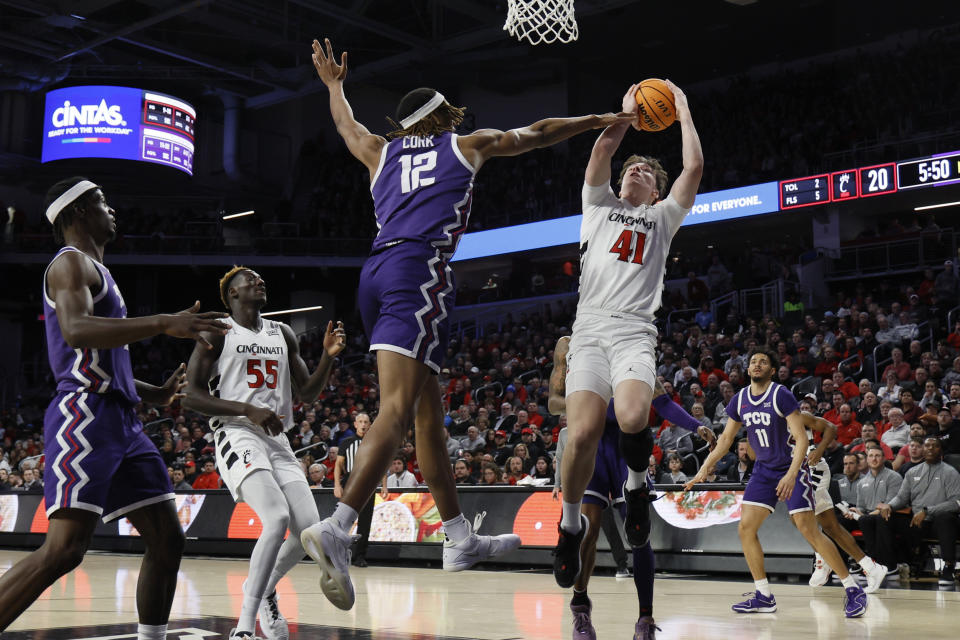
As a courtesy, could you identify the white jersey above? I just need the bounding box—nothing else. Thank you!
[577,182,689,318]
[210,318,294,432]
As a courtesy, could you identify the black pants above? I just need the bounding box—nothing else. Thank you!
[354,494,374,559]
[601,506,629,570]
[860,511,959,569]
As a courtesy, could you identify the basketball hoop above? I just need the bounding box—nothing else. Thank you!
[503,0,579,45]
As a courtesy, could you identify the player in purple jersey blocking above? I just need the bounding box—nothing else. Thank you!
[0,177,230,639]
[686,349,868,619]
[299,38,634,611]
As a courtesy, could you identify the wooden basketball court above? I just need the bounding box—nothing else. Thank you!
[1,550,955,639]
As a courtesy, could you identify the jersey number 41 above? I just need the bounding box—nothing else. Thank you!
[609,230,647,264]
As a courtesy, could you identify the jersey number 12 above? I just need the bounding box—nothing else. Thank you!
[609,229,647,264]
[400,151,437,194]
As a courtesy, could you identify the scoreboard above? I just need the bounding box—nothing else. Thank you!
[779,150,958,210]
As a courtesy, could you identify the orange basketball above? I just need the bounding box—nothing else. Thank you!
[635,78,676,132]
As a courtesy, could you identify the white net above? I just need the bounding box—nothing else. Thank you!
[503,0,579,45]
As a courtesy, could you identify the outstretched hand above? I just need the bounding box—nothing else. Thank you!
[165,301,230,349]
[596,112,637,129]
[156,363,187,406]
[622,83,640,116]
[312,38,348,85]
[323,320,347,357]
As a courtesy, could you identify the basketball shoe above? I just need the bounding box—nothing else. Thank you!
[809,552,831,587]
[553,514,589,588]
[258,590,289,640]
[863,561,889,593]
[300,518,356,610]
[442,521,522,571]
[634,616,660,640]
[843,585,867,618]
[570,596,595,640]
[732,590,777,613]
[229,629,264,640]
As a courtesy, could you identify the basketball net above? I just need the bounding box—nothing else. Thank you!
[503,0,578,45]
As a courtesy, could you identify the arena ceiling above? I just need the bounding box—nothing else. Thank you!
[2,0,957,110]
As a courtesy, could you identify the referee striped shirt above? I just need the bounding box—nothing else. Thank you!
[339,435,363,483]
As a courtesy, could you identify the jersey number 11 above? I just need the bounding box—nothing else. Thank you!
[609,230,647,264]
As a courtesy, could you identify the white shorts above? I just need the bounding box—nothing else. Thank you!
[566,309,658,402]
[214,423,307,501]
[809,459,833,515]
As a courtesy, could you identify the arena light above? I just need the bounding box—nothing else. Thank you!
[914,200,960,211]
[222,210,254,220]
[261,305,323,317]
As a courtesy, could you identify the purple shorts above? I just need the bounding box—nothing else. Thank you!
[742,460,815,515]
[358,242,454,373]
[583,422,627,511]
[43,391,174,521]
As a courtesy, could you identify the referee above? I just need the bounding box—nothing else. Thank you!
[334,413,387,567]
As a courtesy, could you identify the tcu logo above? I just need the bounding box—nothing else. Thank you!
[743,411,771,428]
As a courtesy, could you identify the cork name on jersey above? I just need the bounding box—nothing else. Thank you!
[236,343,284,355]
[401,135,435,149]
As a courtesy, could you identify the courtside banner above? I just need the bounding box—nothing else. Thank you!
[2,487,809,556]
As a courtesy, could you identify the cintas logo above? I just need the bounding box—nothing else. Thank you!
[52,99,126,127]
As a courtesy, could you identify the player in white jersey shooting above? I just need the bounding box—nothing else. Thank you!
[553,81,703,588]
[183,266,346,640]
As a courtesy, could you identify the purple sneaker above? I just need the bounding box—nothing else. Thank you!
[633,616,661,640]
[570,599,596,640]
[843,585,867,618]
[732,590,777,613]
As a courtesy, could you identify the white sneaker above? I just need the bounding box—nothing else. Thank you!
[863,561,888,594]
[229,628,265,640]
[809,552,831,587]
[442,521,521,572]
[258,590,289,640]
[300,518,356,610]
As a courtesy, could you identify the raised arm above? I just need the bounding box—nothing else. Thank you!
[48,251,229,350]
[459,110,634,171]
[685,416,742,489]
[284,320,345,403]
[664,80,703,209]
[181,332,285,435]
[584,83,639,187]
[547,336,571,416]
[311,38,386,176]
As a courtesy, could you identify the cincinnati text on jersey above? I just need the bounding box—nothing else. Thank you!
[607,211,657,230]
[235,343,284,355]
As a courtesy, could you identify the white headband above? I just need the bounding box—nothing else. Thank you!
[46,180,99,224]
[400,91,446,130]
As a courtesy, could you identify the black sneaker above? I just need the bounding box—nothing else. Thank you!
[352,556,368,568]
[552,514,588,588]
[623,480,654,547]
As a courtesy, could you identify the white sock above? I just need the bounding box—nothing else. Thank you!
[625,468,646,491]
[840,574,858,589]
[754,579,771,596]
[238,591,261,634]
[442,513,471,543]
[137,623,167,640]
[332,502,358,531]
[561,501,582,533]
[859,556,876,572]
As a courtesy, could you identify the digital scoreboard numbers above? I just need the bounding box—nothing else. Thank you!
[858,163,897,197]
[897,152,960,190]
[779,174,830,209]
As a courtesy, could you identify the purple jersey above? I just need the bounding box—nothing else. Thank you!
[725,382,799,469]
[369,131,475,257]
[42,247,139,405]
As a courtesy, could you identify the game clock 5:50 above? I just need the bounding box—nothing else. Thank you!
[897,152,960,190]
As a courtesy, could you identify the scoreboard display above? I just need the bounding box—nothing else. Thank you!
[779,150,959,210]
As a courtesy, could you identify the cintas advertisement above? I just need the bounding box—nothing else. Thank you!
[42,85,196,175]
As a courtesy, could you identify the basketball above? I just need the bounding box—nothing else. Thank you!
[634,78,676,132]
